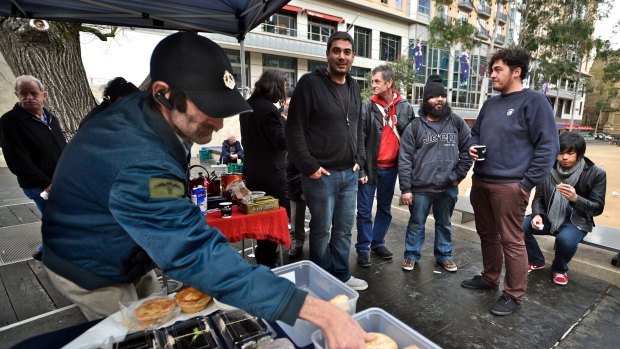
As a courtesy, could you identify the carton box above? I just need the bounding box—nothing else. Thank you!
[238,195,279,214]
[272,261,358,347]
[311,307,442,349]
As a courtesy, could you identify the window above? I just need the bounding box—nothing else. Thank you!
[418,0,430,15]
[354,26,372,58]
[381,0,388,3]
[263,10,297,36]
[350,66,371,90]
[224,49,250,90]
[380,32,401,62]
[458,11,469,22]
[395,0,403,9]
[263,54,297,87]
[308,17,337,43]
[308,60,326,72]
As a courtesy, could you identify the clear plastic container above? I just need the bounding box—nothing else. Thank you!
[162,316,221,349]
[212,309,274,349]
[112,329,165,349]
[272,261,359,347]
[311,307,442,349]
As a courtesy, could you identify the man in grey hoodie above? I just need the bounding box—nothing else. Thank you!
[398,75,472,272]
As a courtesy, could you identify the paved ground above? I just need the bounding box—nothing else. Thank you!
[0,165,619,348]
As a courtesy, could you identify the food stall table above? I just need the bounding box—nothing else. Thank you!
[206,206,290,265]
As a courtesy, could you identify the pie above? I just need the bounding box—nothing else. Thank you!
[134,297,176,326]
[365,332,398,349]
[175,287,212,313]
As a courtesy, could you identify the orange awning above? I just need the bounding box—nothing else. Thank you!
[282,5,302,13]
[305,9,344,23]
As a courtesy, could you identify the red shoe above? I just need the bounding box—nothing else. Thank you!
[553,272,568,285]
[527,262,545,273]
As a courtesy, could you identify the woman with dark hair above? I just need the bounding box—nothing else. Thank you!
[524,132,606,285]
[240,69,288,267]
[80,77,139,127]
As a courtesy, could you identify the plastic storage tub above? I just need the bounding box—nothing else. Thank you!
[311,307,442,349]
[272,260,358,347]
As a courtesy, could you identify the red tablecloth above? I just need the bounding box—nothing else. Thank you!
[206,206,291,248]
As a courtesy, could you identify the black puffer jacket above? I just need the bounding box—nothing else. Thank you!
[360,97,414,184]
[531,157,606,232]
[0,103,66,189]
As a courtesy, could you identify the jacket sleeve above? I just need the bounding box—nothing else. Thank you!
[355,87,366,170]
[0,117,52,188]
[531,184,546,216]
[398,122,415,193]
[396,103,415,136]
[573,167,606,218]
[452,117,473,182]
[469,103,485,147]
[236,141,244,159]
[265,108,287,151]
[520,94,560,191]
[360,101,371,178]
[285,77,321,176]
[221,141,230,159]
[109,160,307,325]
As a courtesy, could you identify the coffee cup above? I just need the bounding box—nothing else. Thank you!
[472,145,487,161]
[220,202,233,218]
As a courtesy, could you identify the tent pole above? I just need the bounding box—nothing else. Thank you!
[240,40,247,98]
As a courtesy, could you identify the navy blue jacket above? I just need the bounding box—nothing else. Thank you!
[42,94,306,324]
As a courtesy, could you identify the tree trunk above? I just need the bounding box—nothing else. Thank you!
[0,18,95,139]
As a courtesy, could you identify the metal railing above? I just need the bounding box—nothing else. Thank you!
[261,23,297,37]
[476,27,489,39]
[478,4,491,17]
[497,11,507,24]
[458,0,474,11]
[494,33,506,44]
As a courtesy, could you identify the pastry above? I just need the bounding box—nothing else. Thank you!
[175,287,212,313]
[328,294,351,311]
[134,297,176,326]
[365,332,398,349]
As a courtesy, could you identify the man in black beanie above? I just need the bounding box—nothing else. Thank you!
[398,75,472,272]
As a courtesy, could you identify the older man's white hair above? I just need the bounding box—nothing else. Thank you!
[14,75,46,92]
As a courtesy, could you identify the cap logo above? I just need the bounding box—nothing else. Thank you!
[223,70,236,90]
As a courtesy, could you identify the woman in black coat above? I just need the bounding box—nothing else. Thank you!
[240,70,288,267]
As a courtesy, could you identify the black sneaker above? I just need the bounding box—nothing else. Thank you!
[490,295,520,316]
[288,246,302,259]
[371,246,393,260]
[461,275,497,290]
[357,251,371,267]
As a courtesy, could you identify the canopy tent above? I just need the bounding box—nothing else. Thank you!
[0,0,291,95]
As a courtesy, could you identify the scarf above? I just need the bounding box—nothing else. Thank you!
[546,157,585,233]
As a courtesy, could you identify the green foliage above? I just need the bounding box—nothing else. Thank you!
[359,58,417,102]
[428,17,475,50]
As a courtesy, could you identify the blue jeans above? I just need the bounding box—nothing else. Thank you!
[356,166,397,252]
[523,215,587,273]
[404,187,458,262]
[22,187,47,214]
[301,168,358,282]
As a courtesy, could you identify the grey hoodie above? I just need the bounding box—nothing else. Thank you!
[398,112,472,194]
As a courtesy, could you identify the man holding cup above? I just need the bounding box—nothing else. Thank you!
[461,46,559,316]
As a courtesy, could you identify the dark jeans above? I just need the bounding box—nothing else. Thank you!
[523,215,587,274]
[23,187,47,214]
[301,168,358,282]
[404,187,458,262]
[471,180,529,303]
[355,166,397,252]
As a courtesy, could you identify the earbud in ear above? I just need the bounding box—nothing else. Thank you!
[155,91,174,110]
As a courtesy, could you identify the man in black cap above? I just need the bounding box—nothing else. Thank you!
[398,75,471,272]
[41,32,370,348]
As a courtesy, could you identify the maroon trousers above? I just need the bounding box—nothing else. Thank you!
[470,179,529,303]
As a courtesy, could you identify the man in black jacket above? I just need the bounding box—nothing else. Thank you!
[0,75,66,214]
[523,132,606,286]
[286,31,368,290]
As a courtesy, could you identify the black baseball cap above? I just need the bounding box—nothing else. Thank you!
[150,32,252,118]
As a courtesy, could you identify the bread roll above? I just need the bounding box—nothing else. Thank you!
[328,294,351,311]
[403,345,421,349]
[365,332,397,349]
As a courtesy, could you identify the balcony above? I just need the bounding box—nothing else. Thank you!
[458,0,474,11]
[478,4,491,18]
[494,33,506,44]
[476,27,489,39]
[261,22,297,37]
[497,11,507,24]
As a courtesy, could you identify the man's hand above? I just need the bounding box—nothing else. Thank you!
[353,163,361,171]
[531,215,544,230]
[299,296,373,349]
[310,167,331,179]
[230,154,238,160]
[44,185,52,193]
[401,192,413,206]
[557,183,578,202]
[468,146,479,161]
[359,176,368,184]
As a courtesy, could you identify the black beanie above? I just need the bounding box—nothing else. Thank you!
[423,74,447,101]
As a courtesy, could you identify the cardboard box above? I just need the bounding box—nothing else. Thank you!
[238,195,279,214]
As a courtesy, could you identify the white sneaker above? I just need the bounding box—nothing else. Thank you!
[345,276,368,291]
